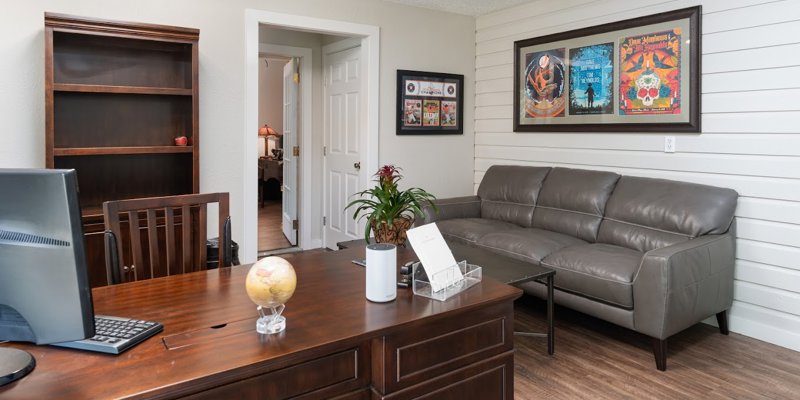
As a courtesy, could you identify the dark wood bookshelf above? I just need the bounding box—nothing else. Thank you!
[45,13,199,287]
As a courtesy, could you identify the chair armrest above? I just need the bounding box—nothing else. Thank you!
[418,196,481,224]
[632,223,736,339]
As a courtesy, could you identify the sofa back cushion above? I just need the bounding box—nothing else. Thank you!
[532,168,620,242]
[477,165,550,227]
[597,176,738,252]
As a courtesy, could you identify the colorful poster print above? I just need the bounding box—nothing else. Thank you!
[403,99,422,126]
[619,28,682,115]
[440,101,457,126]
[422,100,440,126]
[523,48,567,118]
[569,43,613,115]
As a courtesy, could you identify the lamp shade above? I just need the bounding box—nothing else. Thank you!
[259,124,277,137]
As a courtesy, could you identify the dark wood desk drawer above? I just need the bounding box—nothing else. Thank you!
[372,302,514,394]
[374,350,514,400]
[182,343,369,400]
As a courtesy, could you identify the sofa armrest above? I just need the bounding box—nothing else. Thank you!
[632,223,736,339]
[418,195,481,225]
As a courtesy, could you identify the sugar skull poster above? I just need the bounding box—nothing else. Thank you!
[619,29,682,115]
[569,43,614,115]
[522,48,566,119]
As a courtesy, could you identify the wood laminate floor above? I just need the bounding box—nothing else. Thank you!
[512,295,800,399]
[258,200,291,252]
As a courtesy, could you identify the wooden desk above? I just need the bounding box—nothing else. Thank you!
[1,246,521,399]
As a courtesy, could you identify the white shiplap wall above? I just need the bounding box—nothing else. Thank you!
[475,0,800,351]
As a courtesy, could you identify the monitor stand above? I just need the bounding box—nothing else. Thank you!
[0,347,35,387]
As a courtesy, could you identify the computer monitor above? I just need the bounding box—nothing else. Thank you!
[0,168,94,386]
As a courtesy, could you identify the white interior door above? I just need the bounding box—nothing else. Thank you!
[324,45,363,249]
[282,58,298,245]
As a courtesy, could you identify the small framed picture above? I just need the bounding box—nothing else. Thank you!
[397,70,463,135]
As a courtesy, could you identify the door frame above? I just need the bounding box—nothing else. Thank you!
[244,9,380,262]
[259,44,311,249]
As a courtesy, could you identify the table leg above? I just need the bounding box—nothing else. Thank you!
[513,275,556,356]
[547,274,554,355]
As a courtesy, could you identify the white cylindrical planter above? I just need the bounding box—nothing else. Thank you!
[365,243,397,302]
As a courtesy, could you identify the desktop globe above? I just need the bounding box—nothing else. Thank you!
[245,256,297,334]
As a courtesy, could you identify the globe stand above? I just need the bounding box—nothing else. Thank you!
[256,304,286,334]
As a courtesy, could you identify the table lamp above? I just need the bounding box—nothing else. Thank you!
[258,124,277,158]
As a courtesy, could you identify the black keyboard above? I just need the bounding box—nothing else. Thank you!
[53,315,163,354]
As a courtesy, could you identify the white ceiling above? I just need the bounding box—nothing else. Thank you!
[383,0,531,16]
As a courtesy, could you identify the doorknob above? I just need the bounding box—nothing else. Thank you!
[354,162,361,170]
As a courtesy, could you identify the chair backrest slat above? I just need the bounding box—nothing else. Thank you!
[181,204,191,275]
[103,193,231,285]
[145,209,160,279]
[127,210,144,281]
[197,204,207,273]
[164,207,176,276]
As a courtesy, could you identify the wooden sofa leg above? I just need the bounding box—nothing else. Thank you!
[653,338,667,371]
[716,310,730,335]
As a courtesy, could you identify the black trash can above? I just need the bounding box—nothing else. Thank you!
[206,237,240,269]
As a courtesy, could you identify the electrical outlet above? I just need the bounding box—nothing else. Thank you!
[664,136,676,153]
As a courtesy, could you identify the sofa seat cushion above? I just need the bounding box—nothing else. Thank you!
[542,243,643,309]
[436,218,519,244]
[475,228,587,266]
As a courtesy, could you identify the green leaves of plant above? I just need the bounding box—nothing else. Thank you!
[344,171,438,242]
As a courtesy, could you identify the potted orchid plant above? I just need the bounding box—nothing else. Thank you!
[345,165,436,246]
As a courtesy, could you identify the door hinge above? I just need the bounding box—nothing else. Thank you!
[292,219,298,230]
[323,216,326,226]
[293,146,300,157]
[323,146,327,156]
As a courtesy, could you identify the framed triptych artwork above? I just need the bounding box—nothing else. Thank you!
[397,70,464,135]
[514,6,701,133]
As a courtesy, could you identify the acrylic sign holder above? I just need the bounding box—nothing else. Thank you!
[412,260,482,301]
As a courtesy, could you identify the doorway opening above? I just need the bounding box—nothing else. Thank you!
[245,10,380,263]
[256,38,313,257]
[257,54,292,255]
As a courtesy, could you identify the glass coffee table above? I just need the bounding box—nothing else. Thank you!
[447,241,555,355]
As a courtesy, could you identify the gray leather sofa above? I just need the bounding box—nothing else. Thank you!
[420,165,738,371]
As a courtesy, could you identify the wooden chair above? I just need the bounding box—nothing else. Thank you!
[103,193,231,285]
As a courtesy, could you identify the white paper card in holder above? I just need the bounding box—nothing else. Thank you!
[406,223,462,292]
